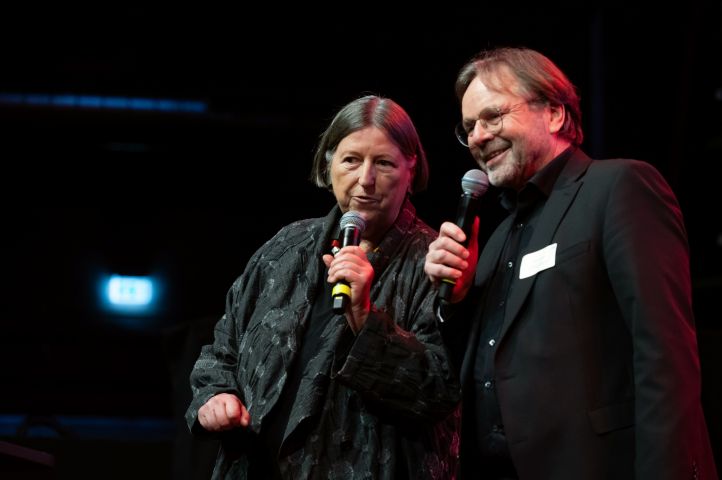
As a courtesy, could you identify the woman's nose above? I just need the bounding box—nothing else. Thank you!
[358,161,376,186]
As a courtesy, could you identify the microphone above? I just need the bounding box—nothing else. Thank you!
[332,210,367,314]
[438,169,490,303]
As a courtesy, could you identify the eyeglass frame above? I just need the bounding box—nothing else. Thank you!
[454,99,539,147]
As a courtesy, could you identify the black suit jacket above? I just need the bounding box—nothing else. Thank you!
[446,149,717,480]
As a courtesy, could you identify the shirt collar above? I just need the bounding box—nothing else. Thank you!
[499,146,573,213]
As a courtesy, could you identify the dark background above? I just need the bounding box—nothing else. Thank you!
[0,4,720,479]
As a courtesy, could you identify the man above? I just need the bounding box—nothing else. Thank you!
[424,47,717,479]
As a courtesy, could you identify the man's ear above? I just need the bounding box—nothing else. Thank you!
[548,103,566,134]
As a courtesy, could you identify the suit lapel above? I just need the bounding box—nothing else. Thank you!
[497,151,592,343]
[475,215,515,289]
[460,214,514,383]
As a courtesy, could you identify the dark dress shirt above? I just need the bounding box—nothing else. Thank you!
[470,149,571,478]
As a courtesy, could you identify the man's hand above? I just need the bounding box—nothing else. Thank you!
[424,218,479,303]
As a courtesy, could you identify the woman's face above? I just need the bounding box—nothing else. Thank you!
[330,126,415,242]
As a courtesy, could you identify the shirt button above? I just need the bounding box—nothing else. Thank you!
[483,380,492,389]
[498,300,505,307]
[507,261,513,268]
[516,223,524,229]
[488,339,496,346]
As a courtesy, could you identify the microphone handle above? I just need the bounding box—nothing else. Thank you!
[438,193,480,303]
[438,278,455,302]
[332,281,351,313]
[455,193,478,237]
[332,225,362,314]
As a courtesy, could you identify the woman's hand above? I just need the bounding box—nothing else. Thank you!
[323,245,375,333]
[197,393,250,432]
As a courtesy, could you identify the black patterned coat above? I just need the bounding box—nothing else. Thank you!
[186,199,461,479]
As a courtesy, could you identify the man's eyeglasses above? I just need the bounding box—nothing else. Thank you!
[454,100,534,147]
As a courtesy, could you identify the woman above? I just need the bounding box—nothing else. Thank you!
[186,95,461,479]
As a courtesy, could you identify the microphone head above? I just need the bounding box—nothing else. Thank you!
[339,210,366,233]
[461,169,489,198]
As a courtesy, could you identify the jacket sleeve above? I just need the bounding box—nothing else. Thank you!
[603,161,713,479]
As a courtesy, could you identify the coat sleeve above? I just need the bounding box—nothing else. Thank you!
[333,253,462,423]
[602,161,713,479]
[184,254,262,435]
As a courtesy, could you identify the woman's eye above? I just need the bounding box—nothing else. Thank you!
[377,159,396,168]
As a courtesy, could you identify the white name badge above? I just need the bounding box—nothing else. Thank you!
[519,243,557,279]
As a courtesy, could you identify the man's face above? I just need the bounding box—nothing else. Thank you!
[460,70,559,191]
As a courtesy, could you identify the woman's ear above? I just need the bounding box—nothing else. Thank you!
[408,154,417,194]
